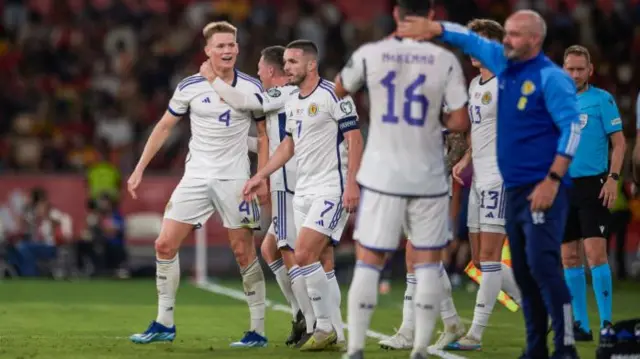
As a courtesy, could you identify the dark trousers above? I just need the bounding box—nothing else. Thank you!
[506,184,574,358]
[13,241,57,277]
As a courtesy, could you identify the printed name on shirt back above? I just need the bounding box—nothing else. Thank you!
[382,53,435,65]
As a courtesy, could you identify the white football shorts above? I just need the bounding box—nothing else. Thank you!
[467,179,506,234]
[292,194,348,245]
[267,190,297,249]
[164,176,260,230]
[354,187,451,251]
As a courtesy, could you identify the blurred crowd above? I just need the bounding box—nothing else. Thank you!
[1,0,639,174]
[0,187,128,278]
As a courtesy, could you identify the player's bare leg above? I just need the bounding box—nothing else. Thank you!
[379,241,415,350]
[295,228,337,351]
[228,227,268,347]
[449,231,509,350]
[130,219,193,344]
[260,233,307,345]
[321,245,346,349]
[430,245,465,350]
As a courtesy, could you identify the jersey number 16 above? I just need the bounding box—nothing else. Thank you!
[380,71,429,127]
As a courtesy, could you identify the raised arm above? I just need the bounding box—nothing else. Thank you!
[210,78,263,111]
[439,22,507,75]
[397,17,507,75]
[541,67,581,177]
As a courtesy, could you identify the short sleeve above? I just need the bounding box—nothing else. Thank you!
[443,53,468,112]
[599,91,622,134]
[340,46,367,93]
[168,86,190,116]
[331,95,359,133]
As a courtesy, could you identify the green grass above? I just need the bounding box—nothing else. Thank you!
[0,279,636,358]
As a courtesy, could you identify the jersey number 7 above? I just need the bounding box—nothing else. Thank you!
[380,71,429,127]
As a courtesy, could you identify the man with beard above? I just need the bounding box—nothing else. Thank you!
[243,39,363,351]
[398,10,583,359]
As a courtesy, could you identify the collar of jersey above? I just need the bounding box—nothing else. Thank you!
[231,69,239,87]
[299,78,323,100]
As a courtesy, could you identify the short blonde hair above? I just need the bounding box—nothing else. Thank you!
[202,21,237,40]
[564,45,591,64]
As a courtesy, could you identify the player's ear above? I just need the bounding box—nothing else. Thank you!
[588,63,594,77]
[204,42,212,57]
[427,9,435,20]
[307,58,317,72]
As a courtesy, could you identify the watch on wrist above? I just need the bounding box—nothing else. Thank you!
[609,173,620,181]
[548,171,562,182]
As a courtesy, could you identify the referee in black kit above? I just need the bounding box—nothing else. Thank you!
[561,45,625,341]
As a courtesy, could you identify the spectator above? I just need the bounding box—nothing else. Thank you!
[86,143,121,201]
[95,193,128,278]
[0,0,636,173]
[12,188,72,276]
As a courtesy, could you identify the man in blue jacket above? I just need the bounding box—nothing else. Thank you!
[399,10,582,359]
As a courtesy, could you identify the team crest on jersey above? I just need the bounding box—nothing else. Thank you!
[340,101,354,115]
[308,103,319,117]
[267,88,281,98]
[579,114,588,129]
[481,91,492,105]
[521,80,536,96]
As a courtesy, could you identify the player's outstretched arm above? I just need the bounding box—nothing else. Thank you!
[210,78,263,112]
[398,17,507,75]
[128,111,181,199]
[243,136,294,201]
[256,120,269,171]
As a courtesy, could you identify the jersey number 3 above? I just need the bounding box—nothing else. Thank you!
[380,71,429,127]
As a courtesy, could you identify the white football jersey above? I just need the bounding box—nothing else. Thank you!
[285,79,358,197]
[255,85,300,193]
[168,71,264,179]
[468,75,501,183]
[340,37,468,196]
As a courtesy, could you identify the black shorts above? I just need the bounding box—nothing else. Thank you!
[563,173,611,243]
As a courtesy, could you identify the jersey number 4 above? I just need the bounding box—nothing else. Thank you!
[380,71,429,127]
[219,110,231,127]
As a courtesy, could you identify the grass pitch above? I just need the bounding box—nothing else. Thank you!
[1,278,636,358]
